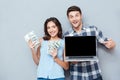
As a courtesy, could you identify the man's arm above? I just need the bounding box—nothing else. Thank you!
[102,39,116,49]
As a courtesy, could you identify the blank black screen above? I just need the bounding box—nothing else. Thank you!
[65,36,96,56]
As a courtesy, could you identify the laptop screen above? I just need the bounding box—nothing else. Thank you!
[65,36,96,57]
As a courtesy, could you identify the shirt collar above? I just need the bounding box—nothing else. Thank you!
[70,26,86,34]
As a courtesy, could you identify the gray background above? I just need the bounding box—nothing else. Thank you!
[0,0,120,80]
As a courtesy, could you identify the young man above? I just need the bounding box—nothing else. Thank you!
[64,5,115,80]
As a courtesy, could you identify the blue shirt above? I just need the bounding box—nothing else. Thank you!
[64,25,108,80]
[37,39,65,79]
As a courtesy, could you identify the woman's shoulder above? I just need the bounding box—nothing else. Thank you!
[59,39,65,46]
[39,38,49,44]
[59,38,64,42]
[39,38,43,43]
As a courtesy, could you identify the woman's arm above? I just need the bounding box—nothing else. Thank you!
[28,38,42,65]
[54,56,69,70]
[50,49,69,70]
[30,47,40,65]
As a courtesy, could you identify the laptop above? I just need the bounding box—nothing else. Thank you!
[64,36,98,61]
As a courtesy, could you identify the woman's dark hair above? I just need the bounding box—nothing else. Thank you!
[43,17,63,40]
[67,5,82,16]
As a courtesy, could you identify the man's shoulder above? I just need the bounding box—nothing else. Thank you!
[64,31,70,36]
[83,25,98,30]
[63,28,73,36]
[83,25,96,29]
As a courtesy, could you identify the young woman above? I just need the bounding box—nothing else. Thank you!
[28,17,69,80]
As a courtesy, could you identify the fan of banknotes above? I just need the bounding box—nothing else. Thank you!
[48,40,61,53]
[24,31,40,48]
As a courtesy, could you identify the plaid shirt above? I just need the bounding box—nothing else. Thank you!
[64,25,108,80]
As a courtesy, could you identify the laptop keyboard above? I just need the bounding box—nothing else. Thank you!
[69,57,94,59]
[65,56,98,61]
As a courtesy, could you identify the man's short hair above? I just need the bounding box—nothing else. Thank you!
[67,5,82,16]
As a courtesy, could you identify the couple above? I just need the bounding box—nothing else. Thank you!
[28,5,115,80]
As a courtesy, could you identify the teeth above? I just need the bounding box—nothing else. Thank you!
[50,32,55,35]
[51,32,55,34]
[73,21,77,24]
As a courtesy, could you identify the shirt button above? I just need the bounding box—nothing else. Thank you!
[82,62,86,66]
